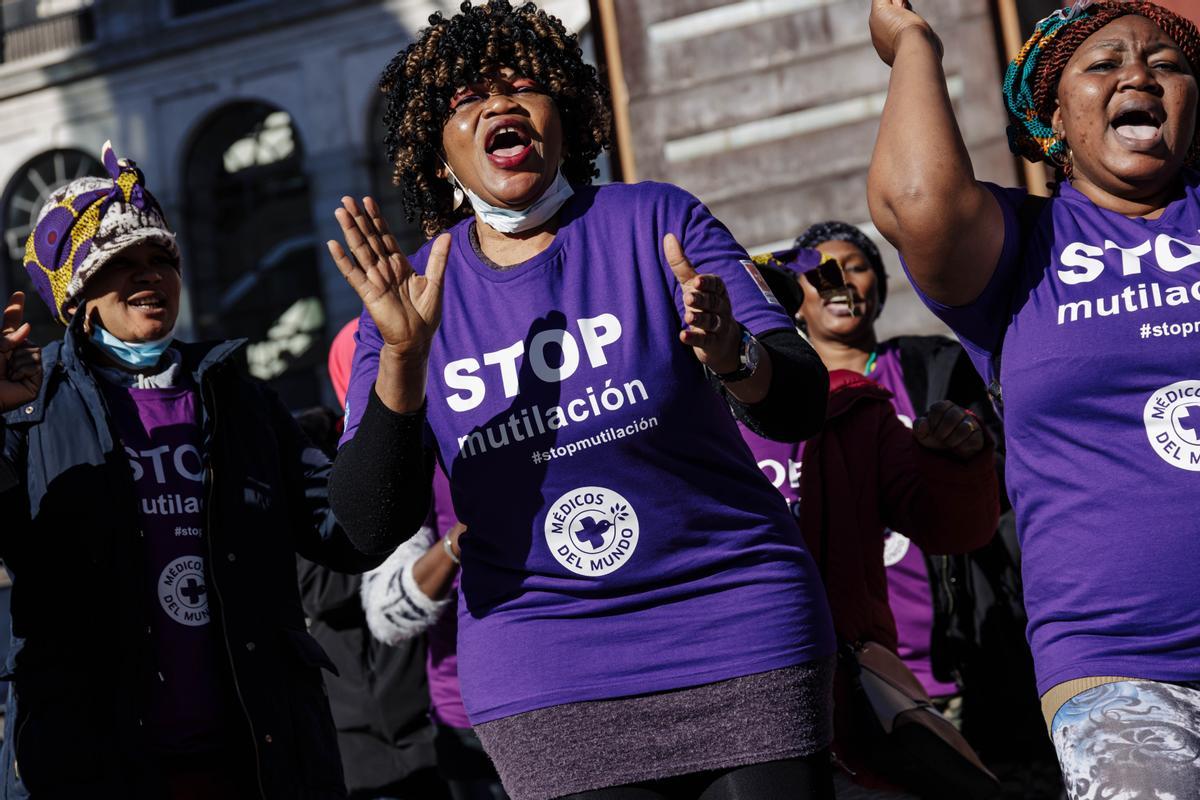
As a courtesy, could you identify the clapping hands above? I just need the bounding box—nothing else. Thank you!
[327,197,450,361]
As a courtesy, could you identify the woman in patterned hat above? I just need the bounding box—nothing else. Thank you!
[327,2,844,798]
[867,0,1200,795]
[0,142,393,798]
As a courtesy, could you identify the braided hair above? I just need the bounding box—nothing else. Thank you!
[378,1,612,238]
[793,221,889,310]
[1003,0,1200,174]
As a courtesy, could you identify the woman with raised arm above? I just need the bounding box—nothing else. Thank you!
[328,3,835,799]
[868,0,1200,795]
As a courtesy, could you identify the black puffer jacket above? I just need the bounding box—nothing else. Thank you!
[0,318,400,799]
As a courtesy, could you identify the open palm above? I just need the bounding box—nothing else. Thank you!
[0,292,42,413]
[327,196,450,357]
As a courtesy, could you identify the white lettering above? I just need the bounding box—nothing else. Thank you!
[528,329,580,383]
[173,445,204,482]
[445,358,486,412]
[143,445,171,484]
[1057,242,1105,285]
[578,313,623,368]
[1156,234,1200,273]
[1104,239,1152,276]
[483,340,525,399]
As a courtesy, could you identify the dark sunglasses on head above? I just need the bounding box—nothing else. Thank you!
[764,248,858,314]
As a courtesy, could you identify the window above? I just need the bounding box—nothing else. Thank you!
[183,101,324,408]
[1,148,105,343]
[169,0,246,17]
[1,0,95,63]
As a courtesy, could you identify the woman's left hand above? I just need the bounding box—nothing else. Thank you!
[664,234,740,373]
[914,400,985,459]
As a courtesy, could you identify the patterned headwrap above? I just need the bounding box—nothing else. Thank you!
[23,141,178,324]
[1003,0,1200,167]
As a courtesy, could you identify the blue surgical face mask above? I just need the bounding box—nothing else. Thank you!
[445,164,574,234]
[91,324,175,370]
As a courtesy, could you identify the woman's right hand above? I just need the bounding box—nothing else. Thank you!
[327,196,451,361]
[870,0,940,67]
[0,292,42,413]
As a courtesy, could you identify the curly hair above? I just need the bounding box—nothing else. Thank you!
[794,220,888,309]
[378,0,613,237]
[1004,1,1200,175]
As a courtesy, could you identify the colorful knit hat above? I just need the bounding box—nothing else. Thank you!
[1003,0,1200,166]
[23,141,178,324]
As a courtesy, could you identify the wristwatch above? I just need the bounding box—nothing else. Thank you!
[713,327,761,383]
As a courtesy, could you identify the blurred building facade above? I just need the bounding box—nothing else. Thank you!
[0,0,589,408]
[595,0,1029,340]
[593,0,1200,339]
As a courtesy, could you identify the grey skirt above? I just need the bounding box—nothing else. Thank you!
[474,658,835,800]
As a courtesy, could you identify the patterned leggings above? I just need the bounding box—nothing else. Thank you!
[1051,679,1200,800]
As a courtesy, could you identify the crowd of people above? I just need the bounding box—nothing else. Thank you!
[0,0,1197,798]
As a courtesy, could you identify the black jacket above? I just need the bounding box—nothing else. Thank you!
[892,335,1046,760]
[0,318,390,799]
[296,559,440,795]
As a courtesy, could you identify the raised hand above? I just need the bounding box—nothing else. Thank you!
[870,0,941,67]
[327,196,450,360]
[914,400,985,460]
[664,234,740,375]
[0,292,42,413]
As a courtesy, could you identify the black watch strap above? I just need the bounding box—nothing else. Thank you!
[713,328,759,383]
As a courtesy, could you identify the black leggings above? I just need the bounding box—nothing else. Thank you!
[555,753,834,800]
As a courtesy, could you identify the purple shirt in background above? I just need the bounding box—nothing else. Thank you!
[905,176,1200,694]
[343,182,835,724]
[427,466,470,730]
[869,345,958,698]
[101,380,233,754]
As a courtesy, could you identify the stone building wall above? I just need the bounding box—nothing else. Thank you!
[604,0,1020,339]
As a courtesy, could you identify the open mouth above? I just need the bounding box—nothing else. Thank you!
[484,121,534,167]
[1111,107,1163,147]
[128,292,167,311]
[823,293,863,319]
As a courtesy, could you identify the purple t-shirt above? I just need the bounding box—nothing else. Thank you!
[905,175,1200,694]
[427,466,469,729]
[102,380,233,754]
[343,182,835,724]
[869,345,958,698]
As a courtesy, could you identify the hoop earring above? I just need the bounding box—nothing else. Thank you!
[1047,135,1073,174]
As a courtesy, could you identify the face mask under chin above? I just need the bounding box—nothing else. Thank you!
[444,163,574,234]
[89,323,176,370]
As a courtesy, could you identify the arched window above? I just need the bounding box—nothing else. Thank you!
[1,148,105,344]
[183,101,324,409]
